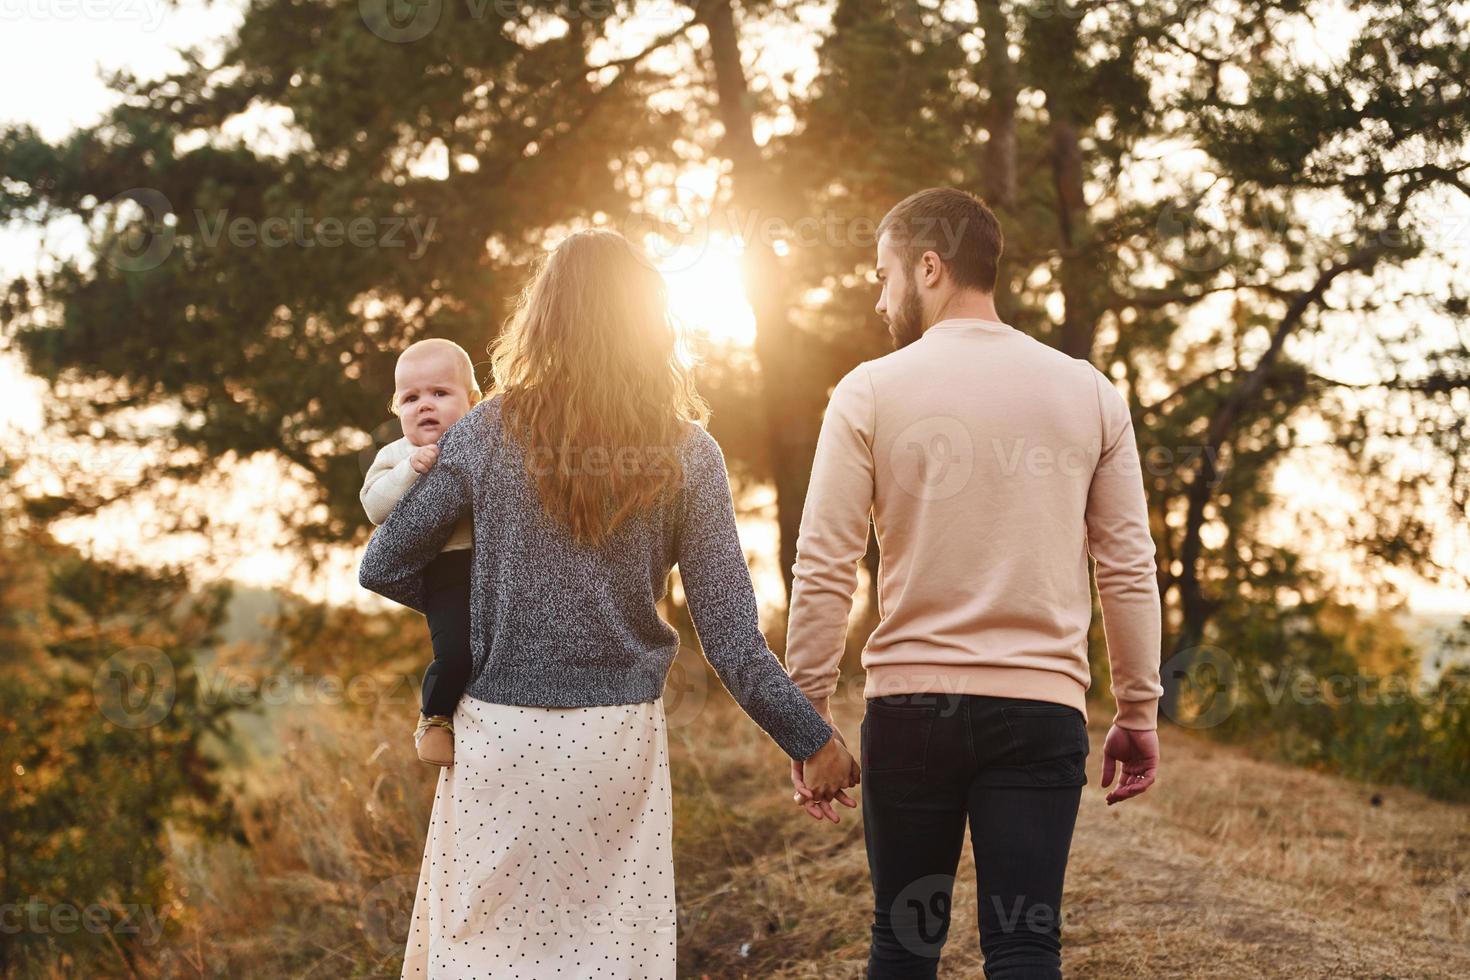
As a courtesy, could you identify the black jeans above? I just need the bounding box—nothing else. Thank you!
[420,549,473,718]
[862,693,1088,980]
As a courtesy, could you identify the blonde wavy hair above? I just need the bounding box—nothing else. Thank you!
[490,229,709,546]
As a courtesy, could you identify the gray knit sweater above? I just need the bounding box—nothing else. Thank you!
[357,396,834,761]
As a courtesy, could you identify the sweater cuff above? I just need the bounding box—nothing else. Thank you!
[785,709,835,762]
[1112,697,1159,731]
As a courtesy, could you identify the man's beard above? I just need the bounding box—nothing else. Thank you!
[888,276,926,349]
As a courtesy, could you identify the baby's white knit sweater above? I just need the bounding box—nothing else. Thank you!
[360,436,474,552]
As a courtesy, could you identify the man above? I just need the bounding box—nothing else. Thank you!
[785,187,1164,979]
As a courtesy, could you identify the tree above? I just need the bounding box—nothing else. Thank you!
[785,0,1470,673]
[0,512,238,974]
[1,0,695,561]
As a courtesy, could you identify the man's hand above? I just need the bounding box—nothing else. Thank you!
[410,444,439,474]
[790,697,860,823]
[793,736,859,823]
[1100,725,1160,805]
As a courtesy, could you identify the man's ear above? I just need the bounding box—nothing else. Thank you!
[921,251,942,287]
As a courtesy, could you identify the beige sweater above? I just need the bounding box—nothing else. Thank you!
[785,318,1164,730]
[360,436,474,552]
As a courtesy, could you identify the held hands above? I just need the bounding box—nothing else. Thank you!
[410,444,440,474]
[791,736,860,823]
[1100,724,1160,805]
[790,699,860,824]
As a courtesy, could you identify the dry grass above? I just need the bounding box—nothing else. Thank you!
[155,681,1470,978]
[668,692,1470,980]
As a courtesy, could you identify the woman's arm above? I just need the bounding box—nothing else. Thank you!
[358,445,472,614]
[675,427,835,762]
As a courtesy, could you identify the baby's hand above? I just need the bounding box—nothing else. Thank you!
[410,444,439,474]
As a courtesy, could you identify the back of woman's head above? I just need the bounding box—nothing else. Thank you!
[490,229,709,546]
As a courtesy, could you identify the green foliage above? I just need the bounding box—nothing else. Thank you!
[1204,601,1470,801]
[0,0,693,556]
[0,524,238,976]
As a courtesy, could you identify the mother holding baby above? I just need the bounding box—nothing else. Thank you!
[358,229,859,977]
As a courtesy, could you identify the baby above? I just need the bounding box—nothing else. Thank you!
[361,338,480,766]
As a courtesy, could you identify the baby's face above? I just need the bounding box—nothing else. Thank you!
[394,350,474,447]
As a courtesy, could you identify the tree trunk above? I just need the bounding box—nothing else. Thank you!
[698,0,814,599]
[1029,11,1098,360]
[978,0,1017,210]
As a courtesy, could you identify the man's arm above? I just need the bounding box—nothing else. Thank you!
[786,366,878,709]
[1086,369,1164,730]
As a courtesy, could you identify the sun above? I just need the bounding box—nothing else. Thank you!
[657,233,757,348]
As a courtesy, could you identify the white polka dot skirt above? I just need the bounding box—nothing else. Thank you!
[400,695,677,979]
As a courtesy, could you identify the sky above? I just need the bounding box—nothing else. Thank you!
[0,0,1466,617]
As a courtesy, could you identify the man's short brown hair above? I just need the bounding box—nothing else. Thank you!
[876,187,1004,293]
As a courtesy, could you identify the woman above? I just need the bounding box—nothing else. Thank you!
[358,228,858,978]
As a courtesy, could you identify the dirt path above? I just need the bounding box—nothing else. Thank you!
[672,699,1470,979]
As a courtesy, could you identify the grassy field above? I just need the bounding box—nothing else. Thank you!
[161,676,1470,978]
[666,692,1470,979]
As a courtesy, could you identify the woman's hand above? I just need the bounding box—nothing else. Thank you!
[791,735,860,824]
